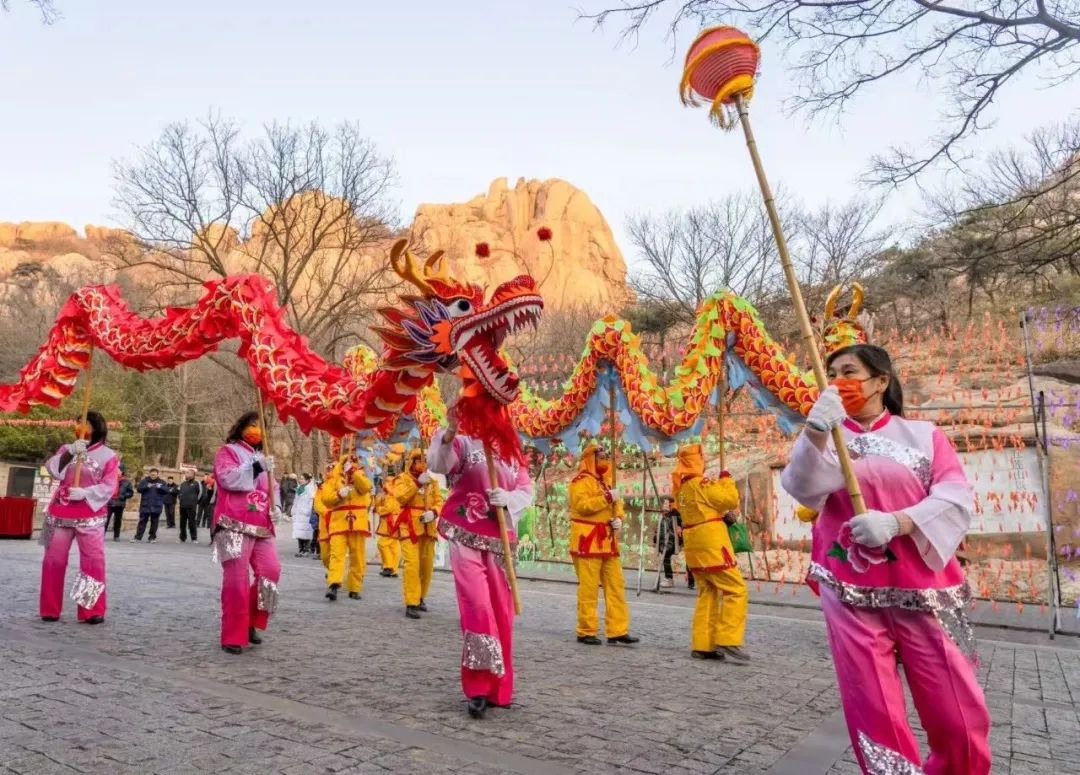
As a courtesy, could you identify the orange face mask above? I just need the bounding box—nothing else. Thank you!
[596,459,611,476]
[241,425,263,446]
[831,377,875,416]
[73,421,92,441]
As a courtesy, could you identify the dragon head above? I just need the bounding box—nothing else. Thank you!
[821,282,873,357]
[374,239,543,405]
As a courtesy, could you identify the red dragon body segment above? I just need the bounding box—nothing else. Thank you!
[0,239,544,442]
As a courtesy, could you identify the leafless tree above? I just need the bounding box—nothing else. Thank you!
[928,120,1080,289]
[796,197,890,312]
[111,114,401,354]
[626,191,788,323]
[584,0,1080,183]
[1,0,59,23]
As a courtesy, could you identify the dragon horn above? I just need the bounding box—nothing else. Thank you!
[389,239,433,296]
[848,282,864,319]
[824,285,842,321]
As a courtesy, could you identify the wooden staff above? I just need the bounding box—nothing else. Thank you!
[717,375,727,472]
[608,378,621,548]
[484,446,522,615]
[256,393,276,513]
[72,348,95,487]
[734,94,866,515]
[636,449,648,596]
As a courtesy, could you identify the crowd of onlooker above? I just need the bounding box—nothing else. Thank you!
[103,466,321,546]
[104,467,217,543]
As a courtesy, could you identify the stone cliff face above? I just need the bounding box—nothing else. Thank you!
[0,177,633,312]
[411,177,630,311]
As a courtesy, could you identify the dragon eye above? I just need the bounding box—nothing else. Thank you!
[447,299,472,318]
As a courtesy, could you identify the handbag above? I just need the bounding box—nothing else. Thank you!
[728,520,753,554]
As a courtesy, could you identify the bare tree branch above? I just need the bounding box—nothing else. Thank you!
[584,0,1080,184]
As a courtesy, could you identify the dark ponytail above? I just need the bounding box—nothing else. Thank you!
[827,344,904,417]
[86,411,108,445]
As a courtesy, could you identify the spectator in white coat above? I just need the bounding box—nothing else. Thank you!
[291,473,315,557]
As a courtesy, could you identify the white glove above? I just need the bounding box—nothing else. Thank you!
[271,506,284,523]
[67,487,88,501]
[849,510,901,547]
[806,386,846,432]
[70,439,89,455]
[421,510,437,524]
[417,471,431,485]
[264,455,275,473]
[486,488,509,508]
[609,517,623,531]
[337,486,351,499]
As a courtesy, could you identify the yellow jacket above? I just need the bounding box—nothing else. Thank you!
[374,486,400,538]
[317,459,373,538]
[568,445,624,558]
[675,474,740,572]
[388,472,444,542]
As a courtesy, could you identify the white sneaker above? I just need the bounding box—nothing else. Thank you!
[660,578,674,588]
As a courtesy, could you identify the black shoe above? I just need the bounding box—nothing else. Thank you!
[248,627,262,645]
[607,634,640,645]
[325,584,339,602]
[692,650,725,660]
[379,568,391,577]
[41,616,59,622]
[348,592,361,600]
[467,696,488,719]
[222,645,243,655]
[405,606,421,619]
[577,635,601,645]
[84,615,104,625]
[417,599,428,612]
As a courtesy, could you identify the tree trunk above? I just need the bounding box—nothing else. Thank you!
[175,398,189,469]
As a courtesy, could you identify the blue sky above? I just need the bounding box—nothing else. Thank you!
[2,0,1077,268]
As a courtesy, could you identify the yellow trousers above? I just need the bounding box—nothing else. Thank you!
[691,567,748,652]
[573,556,630,638]
[326,533,366,594]
[377,535,401,572]
[401,538,436,607]
[420,539,435,600]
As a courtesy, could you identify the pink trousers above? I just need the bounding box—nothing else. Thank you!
[821,587,991,774]
[220,534,281,647]
[450,542,514,706]
[40,523,106,621]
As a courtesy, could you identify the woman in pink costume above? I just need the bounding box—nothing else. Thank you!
[427,410,533,719]
[781,343,991,774]
[40,410,119,624]
[211,411,282,654]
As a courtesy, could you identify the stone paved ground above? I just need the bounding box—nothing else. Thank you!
[1,532,1078,774]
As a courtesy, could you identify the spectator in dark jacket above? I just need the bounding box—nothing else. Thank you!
[280,473,298,515]
[198,476,216,529]
[105,469,135,541]
[177,470,204,544]
[163,476,180,528]
[133,468,168,543]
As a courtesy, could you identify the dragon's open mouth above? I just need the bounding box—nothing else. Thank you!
[455,284,543,405]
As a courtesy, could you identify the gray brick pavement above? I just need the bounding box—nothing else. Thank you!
[0,532,1077,774]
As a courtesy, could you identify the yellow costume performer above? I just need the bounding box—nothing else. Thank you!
[672,443,749,662]
[389,449,443,618]
[374,472,402,577]
[568,444,639,645]
[316,454,372,601]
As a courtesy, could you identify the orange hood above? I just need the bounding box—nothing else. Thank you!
[671,443,705,498]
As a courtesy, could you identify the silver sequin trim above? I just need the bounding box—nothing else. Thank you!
[69,572,105,610]
[40,515,107,547]
[857,731,924,774]
[462,630,506,677]
[211,529,245,564]
[847,435,932,489]
[256,576,279,613]
[442,522,516,558]
[215,515,273,538]
[810,562,979,665]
